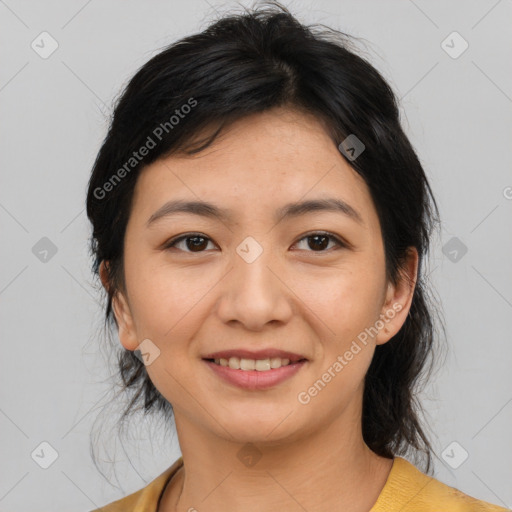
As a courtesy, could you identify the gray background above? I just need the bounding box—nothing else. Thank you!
[1,0,511,510]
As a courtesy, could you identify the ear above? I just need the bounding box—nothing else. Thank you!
[99,260,139,351]
[99,260,110,292]
[375,247,418,345]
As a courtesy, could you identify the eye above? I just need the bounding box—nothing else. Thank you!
[163,233,216,253]
[293,232,346,252]
[163,231,346,254]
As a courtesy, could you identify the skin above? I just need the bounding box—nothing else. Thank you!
[100,107,418,512]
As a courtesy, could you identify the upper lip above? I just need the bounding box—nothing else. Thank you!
[202,349,307,363]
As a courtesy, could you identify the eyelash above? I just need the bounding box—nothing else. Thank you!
[162,231,346,254]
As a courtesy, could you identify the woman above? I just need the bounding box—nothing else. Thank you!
[86,2,508,511]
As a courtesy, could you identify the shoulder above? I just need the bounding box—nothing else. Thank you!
[88,457,183,512]
[371,456,510,512]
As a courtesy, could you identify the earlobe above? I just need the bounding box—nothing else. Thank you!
[375,247,419,346]
[99,260,110,292]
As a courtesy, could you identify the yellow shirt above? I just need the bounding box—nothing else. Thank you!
[91,456,510,512]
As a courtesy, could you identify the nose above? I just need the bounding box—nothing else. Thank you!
[215,242,294,331]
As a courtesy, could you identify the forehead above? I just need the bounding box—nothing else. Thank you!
[130,108,379,231]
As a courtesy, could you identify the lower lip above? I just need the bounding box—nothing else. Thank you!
[203,360,307,390]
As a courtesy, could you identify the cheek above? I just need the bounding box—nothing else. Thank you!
[296,263,385,340]
[125,254,207,335]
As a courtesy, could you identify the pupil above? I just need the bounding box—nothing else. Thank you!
[309,234,328,251]
[187,236,207,251]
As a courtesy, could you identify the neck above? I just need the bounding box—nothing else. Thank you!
[160,403,393,512]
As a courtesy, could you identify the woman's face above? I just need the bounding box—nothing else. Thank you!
[105,107,417,445]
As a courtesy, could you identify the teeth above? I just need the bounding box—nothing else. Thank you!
[213,357,292,371]
[256,359,271,371]
[241,358,255,370]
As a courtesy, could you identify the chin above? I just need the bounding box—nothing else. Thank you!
[216,408,306,444]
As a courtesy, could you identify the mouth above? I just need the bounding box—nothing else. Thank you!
[201,349,308,390]
[201,348,308,371]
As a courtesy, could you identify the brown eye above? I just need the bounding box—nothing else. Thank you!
[294,232,345,252]
[163,231,345,254]
[164,233,215,252]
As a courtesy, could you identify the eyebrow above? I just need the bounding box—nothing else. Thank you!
[146,197,364,227]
